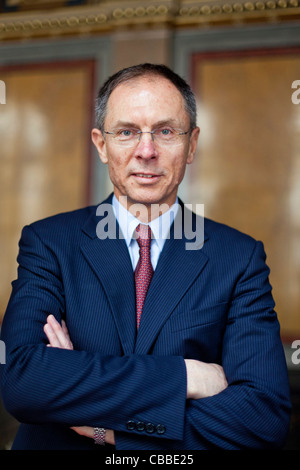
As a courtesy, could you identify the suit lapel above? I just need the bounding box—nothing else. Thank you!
[80,197,137,355]
[134,205,209,354]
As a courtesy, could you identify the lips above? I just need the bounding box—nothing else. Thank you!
[134,173,158,178]
[130,171,163,185]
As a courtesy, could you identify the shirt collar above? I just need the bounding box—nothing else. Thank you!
[112,194,179,251]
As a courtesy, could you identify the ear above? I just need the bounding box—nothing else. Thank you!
[187,126,200,165]
[91,128,108,164]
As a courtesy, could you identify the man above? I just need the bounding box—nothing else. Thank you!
[0,63,291,450]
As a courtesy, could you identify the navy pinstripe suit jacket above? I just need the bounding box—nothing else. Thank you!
[0,194,291,449]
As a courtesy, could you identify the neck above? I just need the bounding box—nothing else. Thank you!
[116,195,175,223]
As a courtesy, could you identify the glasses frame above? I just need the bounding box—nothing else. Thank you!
[103,127,191,146]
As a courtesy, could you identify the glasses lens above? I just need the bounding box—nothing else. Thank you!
[116,129,137,142]
[154,128,176,144]
[154,128,187,146]
[107,128,188,146]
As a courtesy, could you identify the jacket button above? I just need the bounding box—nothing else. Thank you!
[136,421,145,432]
[156,424,166,435]
[126,420,136,431]
[145,423,155,434]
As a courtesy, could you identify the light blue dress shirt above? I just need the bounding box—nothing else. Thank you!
[112,195,179,271]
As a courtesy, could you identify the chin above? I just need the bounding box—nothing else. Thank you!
[130,190,166,206]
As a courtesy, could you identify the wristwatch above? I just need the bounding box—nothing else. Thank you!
[94,427,106,445]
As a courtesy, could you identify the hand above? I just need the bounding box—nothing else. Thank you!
[43,315,115,445]
[44,315,74,350]
[185,359,228,400]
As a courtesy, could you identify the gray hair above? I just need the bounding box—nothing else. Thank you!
[95,63,197,132]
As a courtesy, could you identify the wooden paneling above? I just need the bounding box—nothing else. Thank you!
[192,49,300,339]
[0,60,95,321]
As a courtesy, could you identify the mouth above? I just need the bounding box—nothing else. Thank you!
[135,173,157,178]
[132,172,161,183]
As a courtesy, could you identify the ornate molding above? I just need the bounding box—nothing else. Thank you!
[177,0,300,24]
[0,0,299,41]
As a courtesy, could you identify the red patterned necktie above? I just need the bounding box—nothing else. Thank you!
[135,224,153,329]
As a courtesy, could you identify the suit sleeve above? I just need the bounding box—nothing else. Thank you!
[0,224,187,443]
[115,241,291,450]
[182,241,291,449]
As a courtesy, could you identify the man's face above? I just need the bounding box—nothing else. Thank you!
[92,76,199,213]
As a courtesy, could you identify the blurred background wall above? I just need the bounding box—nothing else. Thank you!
[0,0,299,449]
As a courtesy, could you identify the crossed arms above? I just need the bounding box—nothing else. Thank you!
[44,314,228,445]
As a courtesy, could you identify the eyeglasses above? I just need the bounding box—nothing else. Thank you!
[103,127,190,147]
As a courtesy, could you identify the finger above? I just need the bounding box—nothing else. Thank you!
[61,320,73,349]
[46,315,65,348]
[62,320,74,350]
[61,320,69,336]
[46,315,72,349]
[44,323,62,348]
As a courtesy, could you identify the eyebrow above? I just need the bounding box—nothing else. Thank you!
[111,119,181,129]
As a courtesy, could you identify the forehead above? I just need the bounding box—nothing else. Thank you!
[106,76,187,124]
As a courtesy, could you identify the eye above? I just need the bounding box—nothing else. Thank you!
[156,127,175,139]
[113,128,139,141]
[160,128,172,135]
[118,129,133,137]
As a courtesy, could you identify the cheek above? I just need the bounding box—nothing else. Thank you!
[169,155,187,180]
[107,151,128,175]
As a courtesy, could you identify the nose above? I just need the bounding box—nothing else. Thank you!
[133,132,158,160]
